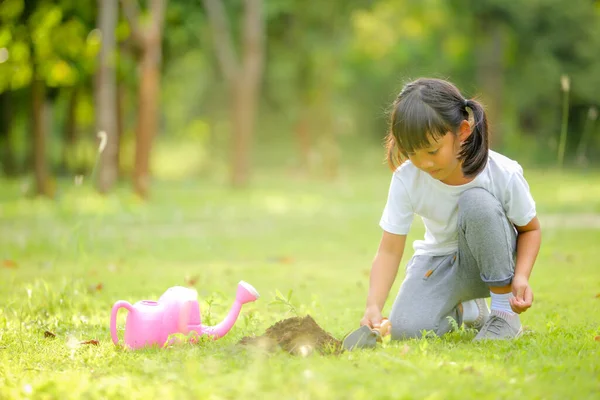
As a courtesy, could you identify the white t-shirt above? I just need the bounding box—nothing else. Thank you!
[379,150,536,256]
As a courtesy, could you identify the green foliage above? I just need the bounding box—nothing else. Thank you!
[2,0,600,181]
[345,0,474,134]
[269,289,298,316]
[502,0,600,131]
[63,137,97,174]
[0,0,32,91]
[150,127,211,181]
[0,0,98,92]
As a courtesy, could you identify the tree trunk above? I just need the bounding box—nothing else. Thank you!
[203,0,264,187]
[0,92,17,176]
[61,87,78,173]
[133,40,161,197]
[231,78,253,186]
[293,109,311,172]
[231,0,264,187]
[575,107,598,165]
[32,79,50,196]
[121,0,167,198]
[292,15,313,174]
[96,0,119,193]
[475,21,505,150]
[116,77,125,177]
[315,54,338,180]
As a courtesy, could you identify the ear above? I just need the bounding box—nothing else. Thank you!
[458,120,472,143]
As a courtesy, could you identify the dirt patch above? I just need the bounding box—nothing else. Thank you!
[239,315,342,356]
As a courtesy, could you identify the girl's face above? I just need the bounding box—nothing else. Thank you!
[406,120,472,185]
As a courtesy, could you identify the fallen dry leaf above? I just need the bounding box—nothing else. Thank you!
[595,293,600,299]
[88,283,103,293]
[594,336,600,342]
[44,331,56,338]
[80,339,99,346]
[185,275,199,286]
[460,365,481,375]
[2,260,18,269]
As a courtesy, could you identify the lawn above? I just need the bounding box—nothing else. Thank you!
[1,155,599,399]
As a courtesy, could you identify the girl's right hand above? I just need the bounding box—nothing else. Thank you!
[360,305,383,329]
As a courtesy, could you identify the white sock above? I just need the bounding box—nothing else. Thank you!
[461,300,480,323]
[490,292,515,315]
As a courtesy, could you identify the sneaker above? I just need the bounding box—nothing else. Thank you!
[473,310,523,341]
[464,298,490,331]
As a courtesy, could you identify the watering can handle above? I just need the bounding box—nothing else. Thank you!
[110,301,134,345]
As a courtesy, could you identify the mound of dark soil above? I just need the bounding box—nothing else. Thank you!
[239,315,342,356]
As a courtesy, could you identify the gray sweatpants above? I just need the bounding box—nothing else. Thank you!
[389,188,518,339]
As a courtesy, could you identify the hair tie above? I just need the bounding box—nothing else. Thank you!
[463,98,469,108]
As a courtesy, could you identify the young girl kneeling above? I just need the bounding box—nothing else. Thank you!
[361,78,541,341]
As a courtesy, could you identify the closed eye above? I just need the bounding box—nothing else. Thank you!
[427,149,439,155]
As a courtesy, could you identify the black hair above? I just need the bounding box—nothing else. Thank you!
[385,78,489,177]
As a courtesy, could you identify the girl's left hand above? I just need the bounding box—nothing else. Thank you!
[510,275,534,313]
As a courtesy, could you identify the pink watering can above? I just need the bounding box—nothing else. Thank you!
[110,281,259,349]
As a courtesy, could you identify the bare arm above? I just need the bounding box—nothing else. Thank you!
[361,231,406,327]
[514,216,541,279]
[510,216,541,313]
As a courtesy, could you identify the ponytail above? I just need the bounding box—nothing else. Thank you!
[459,99,489,177]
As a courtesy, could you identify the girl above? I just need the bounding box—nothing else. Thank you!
[361,78,541,341]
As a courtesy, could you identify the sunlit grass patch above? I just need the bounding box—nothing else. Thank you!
[1,159,599,398]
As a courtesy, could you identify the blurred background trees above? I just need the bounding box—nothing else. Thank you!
[0,0,599,197]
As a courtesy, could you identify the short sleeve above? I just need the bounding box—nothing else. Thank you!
[504,171,536,227]
[379,174,414,235]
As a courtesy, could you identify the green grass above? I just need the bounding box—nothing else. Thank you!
[1,158,600,399]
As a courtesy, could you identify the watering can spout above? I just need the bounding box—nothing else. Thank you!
[198,281,260,339]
